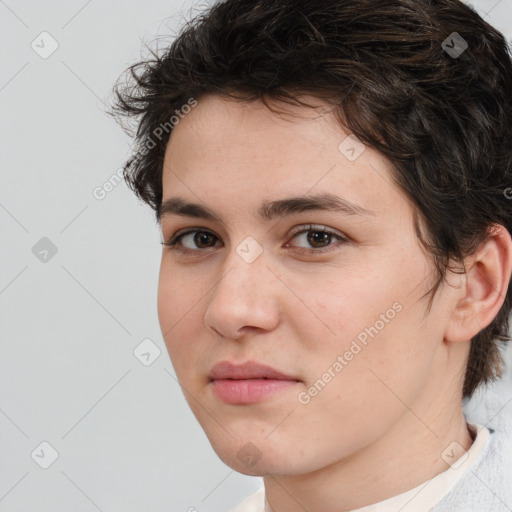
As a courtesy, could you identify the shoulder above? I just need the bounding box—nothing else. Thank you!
[432,424,512,512]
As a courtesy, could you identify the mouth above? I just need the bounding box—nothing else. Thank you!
[208,360,301,404]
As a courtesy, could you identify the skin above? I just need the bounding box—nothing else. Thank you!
[157,93,512,512]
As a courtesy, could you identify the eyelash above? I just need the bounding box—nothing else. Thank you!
[160,224,349,256]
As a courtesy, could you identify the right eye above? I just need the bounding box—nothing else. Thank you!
[161,229,222,252]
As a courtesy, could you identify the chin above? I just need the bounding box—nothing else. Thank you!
[218,448,284,476]
[191,406,315,474]
[207,434,307,477]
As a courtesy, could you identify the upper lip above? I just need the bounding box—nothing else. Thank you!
[208,361,299,381]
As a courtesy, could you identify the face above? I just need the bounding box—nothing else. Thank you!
[157,93,462,476]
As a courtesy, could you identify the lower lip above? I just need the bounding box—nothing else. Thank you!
[210,378,299,404]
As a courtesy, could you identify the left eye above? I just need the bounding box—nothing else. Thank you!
[286,226,345,252]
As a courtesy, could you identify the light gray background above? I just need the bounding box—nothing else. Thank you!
[0,1,511,511]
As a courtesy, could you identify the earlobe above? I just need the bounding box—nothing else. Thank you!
[445,224,512,344]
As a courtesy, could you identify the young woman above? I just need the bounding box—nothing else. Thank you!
[110,1,512,510]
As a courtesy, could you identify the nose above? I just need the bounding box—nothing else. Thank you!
[204,246,281,340]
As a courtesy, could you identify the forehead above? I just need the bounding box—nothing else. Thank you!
[161,94,411,227]
[167,93,339,154]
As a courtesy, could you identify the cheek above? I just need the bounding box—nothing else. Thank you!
[296,268,399,351]
[156,259,171,325]
[322,301,435,424]
[298,259,434,396]
[157,267,198,373]
[157,263,202,333]
[294,310,431,454]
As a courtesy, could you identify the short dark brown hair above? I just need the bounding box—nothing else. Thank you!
[109,0,512,399]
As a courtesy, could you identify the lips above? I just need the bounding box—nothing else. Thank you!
[208,360,299,381]
[208,360,300,404]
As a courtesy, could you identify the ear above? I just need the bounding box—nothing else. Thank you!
[445,224,512,343]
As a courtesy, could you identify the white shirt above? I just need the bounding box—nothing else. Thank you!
[230,423,496,512]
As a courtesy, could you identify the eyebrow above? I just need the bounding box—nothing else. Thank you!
[158,193,375,224]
